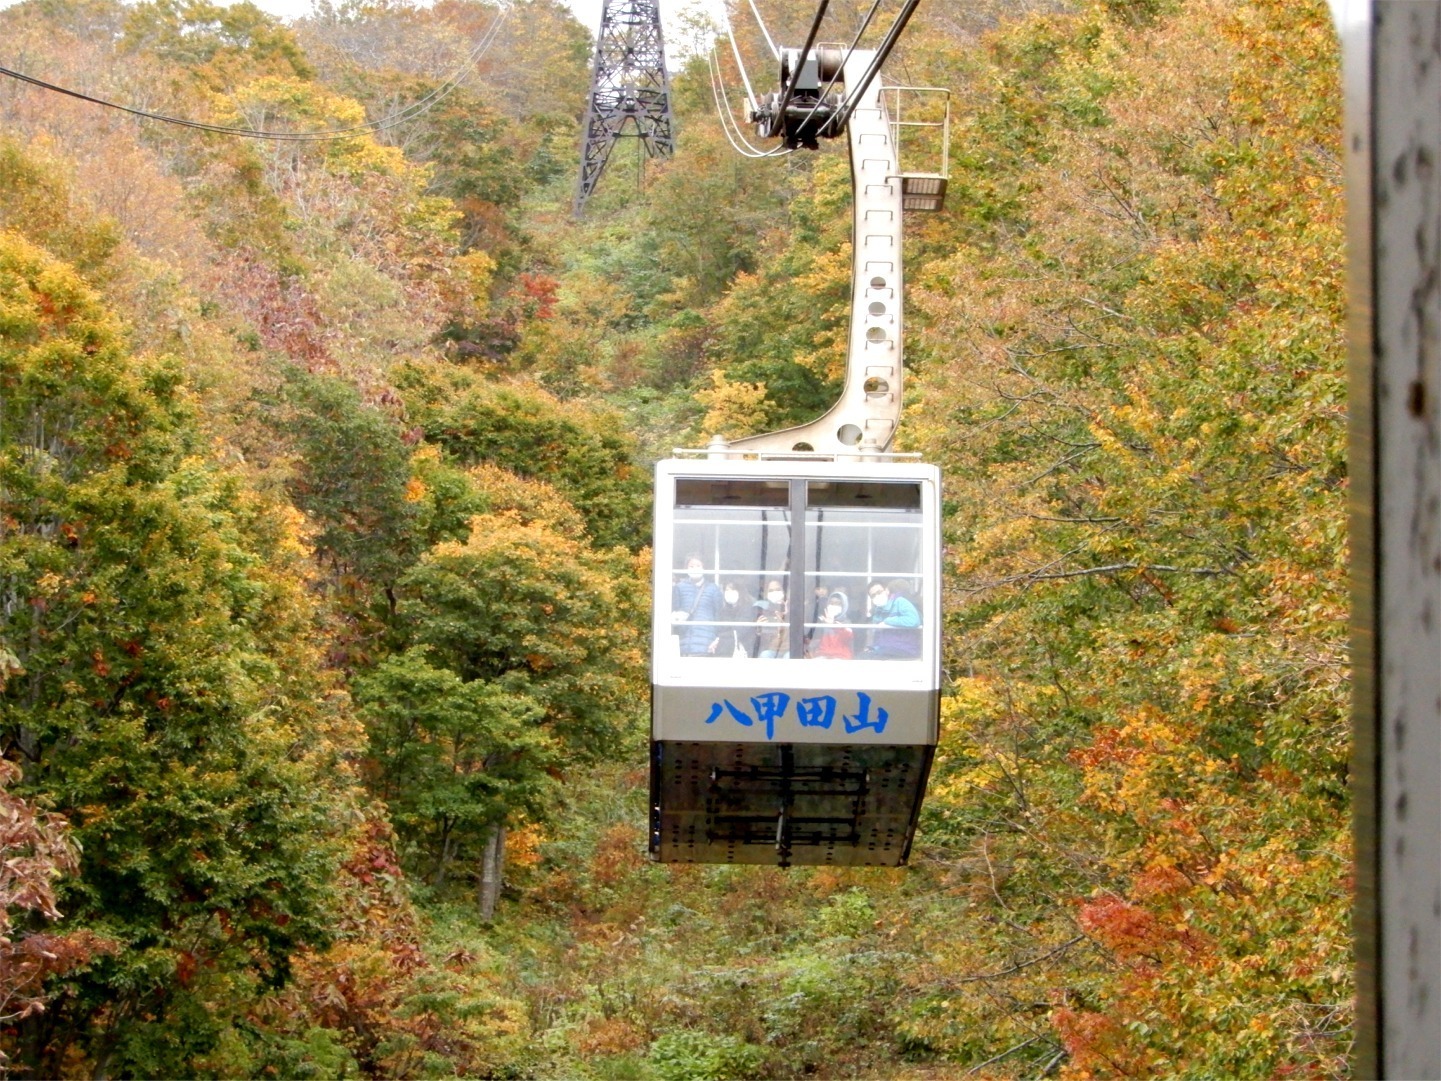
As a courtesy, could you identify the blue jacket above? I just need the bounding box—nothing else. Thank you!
[870,594,921,658]
[672,579,723,655]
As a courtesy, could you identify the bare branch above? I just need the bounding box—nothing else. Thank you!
[1077,295,1132,321]
[1021,445,1100,486]
[942,934,1087,987]
[1026,515,1123,524]
[964,561,1237,592]
[965,1035,1043,1076]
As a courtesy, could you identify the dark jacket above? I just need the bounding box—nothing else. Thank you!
[754,600,789,657]
[715,591,753,656]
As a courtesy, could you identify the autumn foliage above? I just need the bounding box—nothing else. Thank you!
[0,0,1352,1076]
[0,760,117,1067]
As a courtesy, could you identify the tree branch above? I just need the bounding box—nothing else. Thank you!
[1026,515,1123,524]
[942,934,1087,986]
[964,561,1236,592]
[965,1035,1043,1076]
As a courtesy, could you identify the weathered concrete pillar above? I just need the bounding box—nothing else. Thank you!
[1345,2,1441,1075]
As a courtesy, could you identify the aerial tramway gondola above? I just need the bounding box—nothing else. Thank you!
[650,38,951,866]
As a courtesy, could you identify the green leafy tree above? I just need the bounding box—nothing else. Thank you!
[265,367,419,596]
[374,490,644,914]
[356,652,553,892]
[683,153,855,434]
[0,232,356,1077]
[399,510,642,768]
[397,362,650,551]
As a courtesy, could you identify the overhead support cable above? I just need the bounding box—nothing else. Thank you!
[0,3,508,140]
[708,46,792,159]
[707,47,760,156]
[718,2,760,114]
[745,0,781,60]
[771,0,830,124]
[829,0,922,131]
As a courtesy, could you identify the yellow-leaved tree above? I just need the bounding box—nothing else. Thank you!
[904,0,1350,1075]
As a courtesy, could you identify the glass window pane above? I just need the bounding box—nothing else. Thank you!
[668,498,793,658]
[676,477,790,507]
[806,480,922,510]
[804,482,924,661]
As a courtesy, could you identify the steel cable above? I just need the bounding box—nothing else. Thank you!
[828,0,922,131]
[797,0,886,136]
[771,0,830,124]
[718,1,760,114]
[745,0,780,61]
[0,2,507,141]
[708,45,791,160]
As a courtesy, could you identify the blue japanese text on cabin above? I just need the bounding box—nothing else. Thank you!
[701,691,889,741]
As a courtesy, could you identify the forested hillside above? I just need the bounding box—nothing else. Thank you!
[1,0,1349,1077]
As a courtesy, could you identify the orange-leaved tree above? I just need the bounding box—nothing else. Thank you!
[906,0,1350,1075]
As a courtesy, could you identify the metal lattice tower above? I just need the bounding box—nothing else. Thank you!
[573,0,674,215]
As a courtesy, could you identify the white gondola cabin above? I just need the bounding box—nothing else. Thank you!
[647,44,950,865]
[650,455,941,866]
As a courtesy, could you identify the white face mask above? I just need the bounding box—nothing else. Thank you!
[724,589,739,603]
[768,590,784,604]
[688,568,703,581]
[826,604,842,618]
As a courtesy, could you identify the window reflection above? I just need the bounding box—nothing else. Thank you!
[666,478,926,662]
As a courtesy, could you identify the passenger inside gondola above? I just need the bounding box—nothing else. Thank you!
[665,475,929,664]
[807,590,854,658]
[670,554,722,657]
[715,580,753,657]
[754,578,789,658]
[862,579,922,659]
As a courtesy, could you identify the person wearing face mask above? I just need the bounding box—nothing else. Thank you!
[670,554,723,657]
[713,580,753,657]
[754,578,790,659]
[863,579,922,659]
[807,590,854,659]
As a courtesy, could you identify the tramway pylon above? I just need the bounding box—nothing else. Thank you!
[573,0,674,216]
